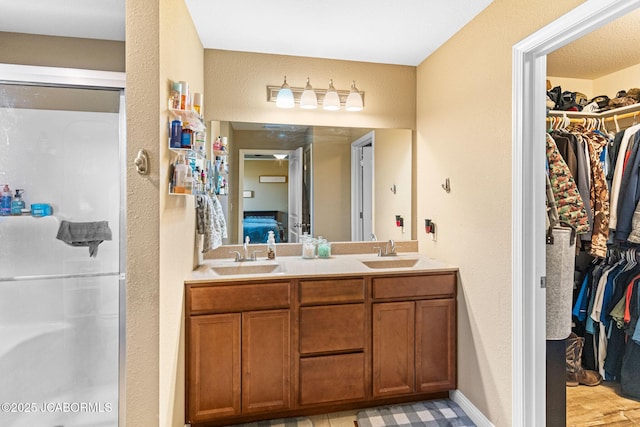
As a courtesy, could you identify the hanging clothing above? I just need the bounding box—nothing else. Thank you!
[546,133,589,234]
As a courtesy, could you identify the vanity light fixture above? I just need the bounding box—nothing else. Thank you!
[299,77,318,109]
[273,154,288,160]
[267,77,365,111]
[322,79,341,111]
[275,76,295,109]
[345,81,364,112]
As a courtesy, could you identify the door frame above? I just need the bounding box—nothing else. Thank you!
[511,1,640,425]
[351,131,375,241]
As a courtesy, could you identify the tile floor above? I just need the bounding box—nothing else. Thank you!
[307,410,358,427]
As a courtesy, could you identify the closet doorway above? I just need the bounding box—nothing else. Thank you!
[513,1,640,426]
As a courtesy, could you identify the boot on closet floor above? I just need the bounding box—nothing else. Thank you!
[566,332,602,387]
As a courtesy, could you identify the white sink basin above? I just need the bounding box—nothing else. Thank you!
[360,258,419,269]
[211,263,282,276]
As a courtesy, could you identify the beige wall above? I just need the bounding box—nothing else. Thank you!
[416,0,584,425]
[126,0,204,426]
[159,0,204,425]
[203,49,416,131]
[594,62,640,99]
[125,0,160,425]
[547,76,594,99]
[374,129,412,242]
[244,160,289,213]
[312,127,352,241]
[0,32,125,72]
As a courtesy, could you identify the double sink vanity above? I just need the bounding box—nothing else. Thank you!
[185,241,458,426]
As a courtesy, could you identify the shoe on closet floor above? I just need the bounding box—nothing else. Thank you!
[566,332,603,387]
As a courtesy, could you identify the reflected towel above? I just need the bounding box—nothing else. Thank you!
[197,194,226,253]
[56,220,112,257]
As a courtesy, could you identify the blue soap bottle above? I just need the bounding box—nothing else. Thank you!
[11,189,25,215]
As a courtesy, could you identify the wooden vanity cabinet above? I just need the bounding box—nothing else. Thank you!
[186,281,291,425]
[185,270,456,426]
[372,273,456,398]
[297,278,367,406]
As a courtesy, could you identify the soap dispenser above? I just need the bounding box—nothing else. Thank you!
[11,189,25,215]
[267,230,277,260]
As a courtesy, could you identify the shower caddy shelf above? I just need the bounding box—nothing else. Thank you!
[168,105,208,196]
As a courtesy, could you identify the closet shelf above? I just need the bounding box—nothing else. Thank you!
[548,103,640,122]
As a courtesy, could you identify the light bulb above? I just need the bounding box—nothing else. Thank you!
[300,77,318,109]
[275,76,294,108]
[323,79,340,111]
[345,81,363,112]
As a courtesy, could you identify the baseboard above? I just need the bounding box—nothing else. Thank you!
[449,390,494,427]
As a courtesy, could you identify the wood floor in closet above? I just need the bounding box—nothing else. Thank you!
[567,382,640,426]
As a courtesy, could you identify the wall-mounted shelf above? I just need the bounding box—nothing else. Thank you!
[169,146,206,159]
[169,108,205,133]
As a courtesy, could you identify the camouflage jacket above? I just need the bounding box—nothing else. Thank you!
[546,133,590,234]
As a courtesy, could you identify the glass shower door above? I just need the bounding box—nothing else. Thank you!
[0,80,124,427]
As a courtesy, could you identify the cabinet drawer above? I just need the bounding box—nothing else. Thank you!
[299,304,364,354]
[299,278,364,305]
[299,353,365,405]
[372,273,455,300]
[189,282,290,314]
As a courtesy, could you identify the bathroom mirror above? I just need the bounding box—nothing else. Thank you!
[211,121,412,245]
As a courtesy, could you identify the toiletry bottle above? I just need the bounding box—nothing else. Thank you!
[267,231,277,259]
[179,81,189,110]
[11,189,25,215]
[193,92,202,114]
[170,120,182,148]
[185,166,193,195]
[0,185,12,216]
[170,81,182,110]
[173,154,188,193]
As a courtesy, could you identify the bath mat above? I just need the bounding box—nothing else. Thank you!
[230,416,313,427]
[356,399,476,427]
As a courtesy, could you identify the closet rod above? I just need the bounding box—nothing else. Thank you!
[545,111,640,124]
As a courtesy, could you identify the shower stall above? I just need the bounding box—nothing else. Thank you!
[0,65,125,427]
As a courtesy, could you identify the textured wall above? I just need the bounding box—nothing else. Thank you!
[203,49,416,131]
[0,32,124,71]
[158,0,204,426]
[416,0,584,425]
[125,0,160,425]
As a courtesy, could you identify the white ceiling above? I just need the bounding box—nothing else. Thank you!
[184,0,494,66]
[0,0,494,67]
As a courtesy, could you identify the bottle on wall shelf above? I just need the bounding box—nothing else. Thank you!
[11,189,25,215]
[173,154,188,194]
[192,92,202,115]
[185,166,193,195]
[170,119,182,148]
[1,184,12,216]
[170,81,182,110]
[267,231,277,260]
[179,81,189,110]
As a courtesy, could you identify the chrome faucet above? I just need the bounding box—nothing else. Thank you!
[375,239,398,257]
[230,236,262,261]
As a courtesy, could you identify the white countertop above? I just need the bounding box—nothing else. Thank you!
[187,252,457,283]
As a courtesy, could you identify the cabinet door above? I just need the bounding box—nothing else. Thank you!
[242,310,291,413]
[188,313,241,423]
[372,302,415,397]
[416,299,456,392]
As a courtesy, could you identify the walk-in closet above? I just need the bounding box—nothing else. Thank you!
[544,8,640,425]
